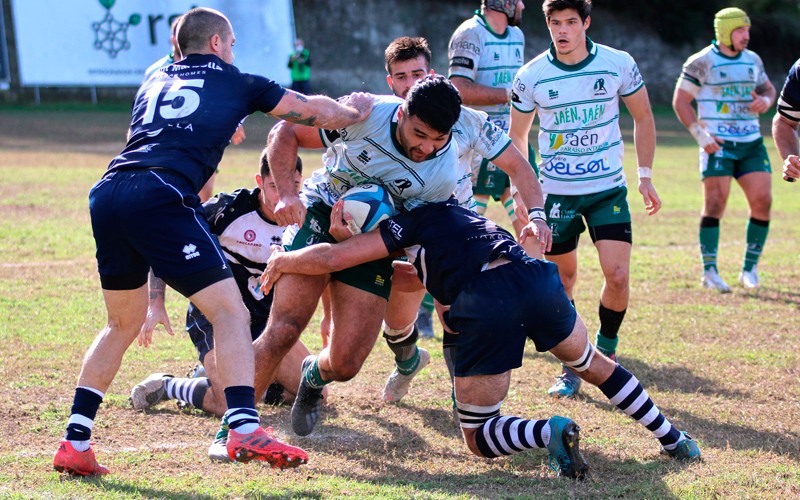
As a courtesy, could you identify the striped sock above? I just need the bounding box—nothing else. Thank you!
[474,416,551,458]
[223,386,259,434]
[65,386,105,451]
[598,365,683,450]
[165,377,211,410]
[503,197,516,221]
[475,200,488,215]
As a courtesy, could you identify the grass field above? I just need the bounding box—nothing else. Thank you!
[0,105,798,499]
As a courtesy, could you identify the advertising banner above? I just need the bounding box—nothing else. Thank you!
[11,0,295,86]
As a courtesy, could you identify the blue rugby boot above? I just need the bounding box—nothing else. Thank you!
[662,433,702,462]
[547,366,582,398]
[546,416,589,479]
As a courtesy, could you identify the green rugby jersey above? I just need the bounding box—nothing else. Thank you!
[512,39,643,196]
[677,44,769,143]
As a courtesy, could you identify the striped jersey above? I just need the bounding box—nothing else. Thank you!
[512,39,643,195]
[677,44,769,143]
[306,95,459,211]
[775,58,800,123]
[451,106,512,207]
[448,12,524,132]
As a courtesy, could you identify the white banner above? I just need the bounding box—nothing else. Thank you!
[11,0,295,86]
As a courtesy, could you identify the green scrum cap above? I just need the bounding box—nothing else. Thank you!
[714,7,750,48]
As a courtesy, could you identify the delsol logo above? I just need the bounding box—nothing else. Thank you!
[92,0,142,59]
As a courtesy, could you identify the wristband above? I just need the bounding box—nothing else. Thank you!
[688,122,716,149]
[637,167,652,179]
[527,207,546,222]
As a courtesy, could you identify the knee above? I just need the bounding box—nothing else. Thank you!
[604,267,629,292]
[750,193,772,215]
[560,270,578,291]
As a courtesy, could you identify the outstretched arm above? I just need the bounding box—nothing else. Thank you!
[260,229,390,294]
[269,90,372,130]
[773,113,800,181]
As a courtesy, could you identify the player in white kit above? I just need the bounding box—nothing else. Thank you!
[509,0,661,398]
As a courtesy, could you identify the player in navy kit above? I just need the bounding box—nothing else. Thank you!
[260,198,702,478]
[773,58,800,181]
[53,7,372,476]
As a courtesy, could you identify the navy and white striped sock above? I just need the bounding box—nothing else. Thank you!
[165,377,211,410]
[223,386,259,435]
[598,364,683,450]
[474,416,551,458]
[65,386,105,451]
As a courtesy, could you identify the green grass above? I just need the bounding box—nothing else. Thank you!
[0,108,799,498]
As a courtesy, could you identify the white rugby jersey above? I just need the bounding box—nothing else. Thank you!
[305,95,459,211]
[451,106,512,207]
[677,44,769,143]
[448,12,525,132]
[512,39,643,196]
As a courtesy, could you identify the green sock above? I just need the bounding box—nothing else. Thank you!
[595,332,619,356]
[743,218,769,272]
[699,217,720,272]
[503,197,516,220]
[421,293,434,314]
[304,357,329,389]
[396,347,421,376]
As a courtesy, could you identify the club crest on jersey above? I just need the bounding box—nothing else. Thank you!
[244,230,256,242]
[594,78,607,96]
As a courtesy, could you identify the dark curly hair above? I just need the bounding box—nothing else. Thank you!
[404,75,462,135]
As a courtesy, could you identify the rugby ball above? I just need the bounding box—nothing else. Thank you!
[341,184,395,235]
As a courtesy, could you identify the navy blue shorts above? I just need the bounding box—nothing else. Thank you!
[447,259,577,377]
[186,303,268,363]
[88,169,232,296]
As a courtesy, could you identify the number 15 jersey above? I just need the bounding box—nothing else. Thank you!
[107,54,285,193]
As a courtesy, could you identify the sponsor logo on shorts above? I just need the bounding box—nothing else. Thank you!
[613,205,621,214]
[183,243,200,260]
[387,220,403,240]
[549,203,561,219]
[375,275,386,287]
[309,216,322,234]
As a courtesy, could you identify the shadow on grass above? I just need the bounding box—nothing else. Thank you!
[738,286,800,307]
[289,416,683,498]
[56,475,218,500]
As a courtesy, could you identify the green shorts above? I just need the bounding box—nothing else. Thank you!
[544,186,631,245]
[473,144,539,200]
[700,138,771,179]
[283,200,393,299]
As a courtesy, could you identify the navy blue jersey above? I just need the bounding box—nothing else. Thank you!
[107,54,285,192]
[777,58,800,124]
[378,199,528,305]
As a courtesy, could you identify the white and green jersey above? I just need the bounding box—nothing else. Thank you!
[451,106,512,208]
[448,12,524,133]
[512,39,643,196]
[304,95,459,211]
[677,44,769,143]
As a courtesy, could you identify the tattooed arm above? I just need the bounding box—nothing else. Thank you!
[269,90,373,129]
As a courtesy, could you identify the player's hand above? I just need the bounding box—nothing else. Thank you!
[138,302,173,348]
[340,92,373,122]
[274,195,306,226]
[749,90,771,114]
[690,122,723,153]
[783,155,800,182]
[328,199,355,241]
[260,245,285,294]
[519,219,552,254]
[638,178,662,215]
[230,124,246,145]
